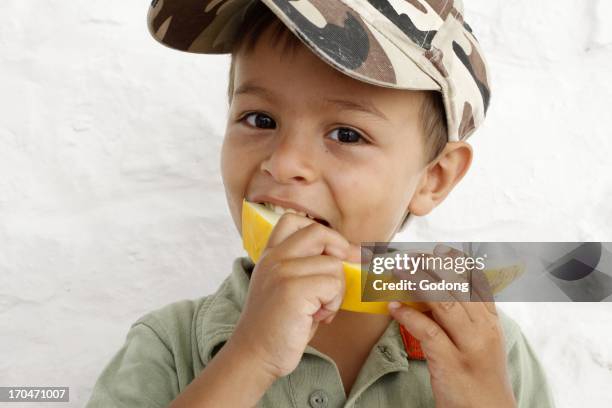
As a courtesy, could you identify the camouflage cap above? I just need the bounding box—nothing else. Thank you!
[147,0,491,142]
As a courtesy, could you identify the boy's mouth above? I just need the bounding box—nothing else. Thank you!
[257,201,331,228]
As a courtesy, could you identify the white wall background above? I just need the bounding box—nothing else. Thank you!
[1,0,611,407]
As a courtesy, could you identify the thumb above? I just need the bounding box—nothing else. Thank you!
[309,320,320,341]
[388,301,441,342]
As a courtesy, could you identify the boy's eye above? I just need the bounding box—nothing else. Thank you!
[328,127,366,144]
[244,112,276,129]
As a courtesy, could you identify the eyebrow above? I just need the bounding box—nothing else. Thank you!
[234,83,277,101]
[234,82,388,121]
[323,98,389,121]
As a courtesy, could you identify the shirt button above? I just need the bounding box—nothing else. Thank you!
[378,344,395,362]
[309,389,329,408]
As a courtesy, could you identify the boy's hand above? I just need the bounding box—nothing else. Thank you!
[388,245,517,408]
[229,212,361,380]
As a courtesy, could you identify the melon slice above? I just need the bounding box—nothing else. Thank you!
[241,199,426,314]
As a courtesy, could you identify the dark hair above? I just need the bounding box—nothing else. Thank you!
[227,2,448,231]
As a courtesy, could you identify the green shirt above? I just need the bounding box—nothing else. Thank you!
[86,257,555,408]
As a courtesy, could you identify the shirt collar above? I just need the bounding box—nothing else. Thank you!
[197,257,416,370]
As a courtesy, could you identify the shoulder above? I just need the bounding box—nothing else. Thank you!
[85,259,252,408]
[496,308,556,407]
[133,298,205,334]
[129,256,251,357]
[85,297,214,408]
[130,296,212,353]
[132,256,251,342]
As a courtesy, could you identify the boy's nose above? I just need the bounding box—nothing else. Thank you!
[260,133,319,184]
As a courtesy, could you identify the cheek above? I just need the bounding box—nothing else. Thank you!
[220,136,239,194]
[220,131,260,224]
[329,164,388,226]
[220,135,234,173]
[222,130,255,187]
[331,154,420,240]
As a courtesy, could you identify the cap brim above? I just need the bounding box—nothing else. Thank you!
[147,0,440,91]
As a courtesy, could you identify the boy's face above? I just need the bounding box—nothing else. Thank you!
[221,27,432,244]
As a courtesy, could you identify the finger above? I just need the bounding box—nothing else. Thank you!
[346,243,363,264]
[272,254,346,281]
[272,256,346,322]
[391,257,436,303]
[420,275,496,332]
[431,245,492,322]
[361,246,375,266]
[470,268,497,313]
[424,263,480,320]
[266,212,318,248]
[482,299,498,316]
[322,313,336,324]
[293,272,346,322]
[389,251,463,304]
[432,244,464,260]
[429,249,471,295]
[465,274,498,321]
[392,248,474,343]
[268,217,354,262]
[388,302,458,360]
[425,300,478,349]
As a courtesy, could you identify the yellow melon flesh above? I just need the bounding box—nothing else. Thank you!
[241,199,426,314]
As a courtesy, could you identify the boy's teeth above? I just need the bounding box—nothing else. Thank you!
[262,202,313,219]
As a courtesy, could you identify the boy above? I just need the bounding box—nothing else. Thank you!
[86,1,555,407]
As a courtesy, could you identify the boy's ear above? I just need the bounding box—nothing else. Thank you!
[408,141,473,217]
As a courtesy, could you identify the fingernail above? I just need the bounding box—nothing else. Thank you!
[388,301,402,311]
